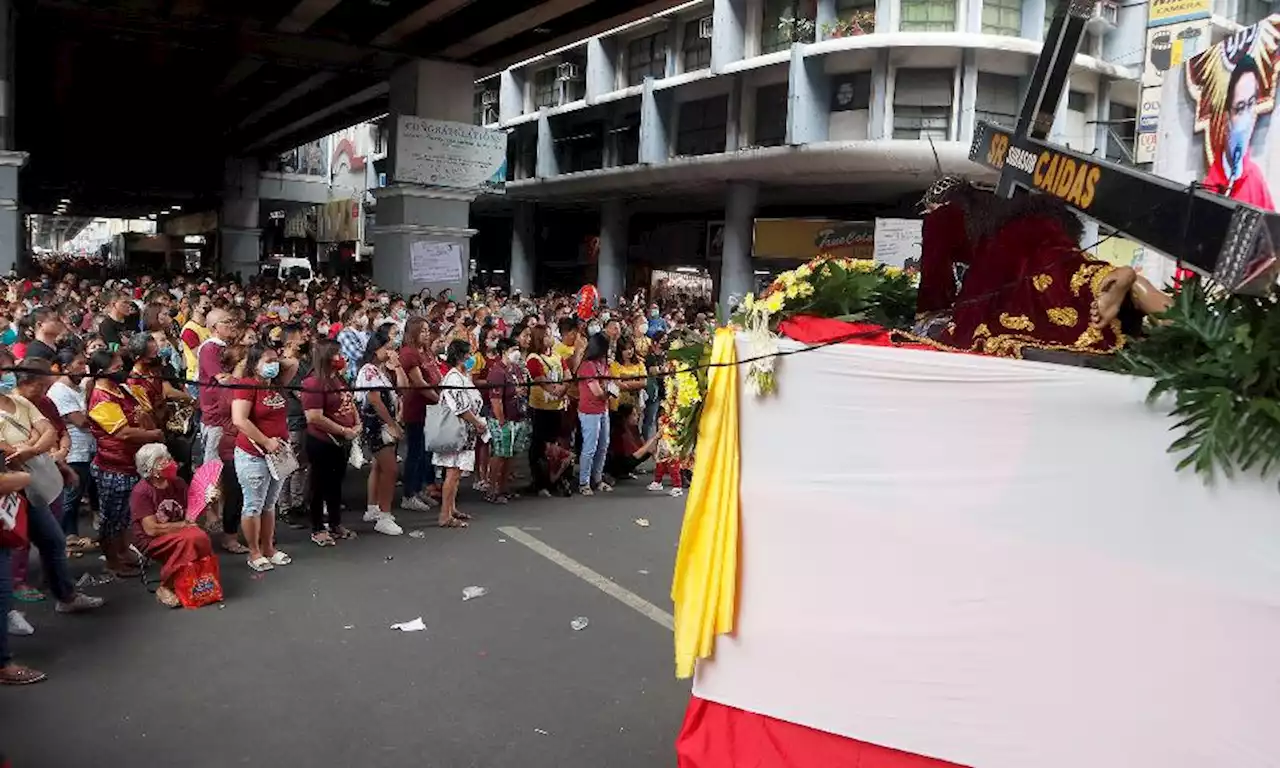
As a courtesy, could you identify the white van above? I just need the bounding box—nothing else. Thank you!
[263,257,315,288]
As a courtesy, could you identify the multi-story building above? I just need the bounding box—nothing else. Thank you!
[469,0,1268,307]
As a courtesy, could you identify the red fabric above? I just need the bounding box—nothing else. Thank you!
[130,477,188,551]
[146,526,212,586]
[0,493,29,549]
[1204,155,1276,211]
[197,339,228,415]
[299,375,357,441]
[399,346,428,423]
[677,697,965,768]
[576,360,609,414]
[233,378,289,455]
[916,203,971,315]
[778,316,940,352]
[172,553,223,608]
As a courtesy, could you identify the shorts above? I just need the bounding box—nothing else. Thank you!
[234,447,282,519]
[486,419,530,459]
[362,414,397,453]
[201,424,223,466]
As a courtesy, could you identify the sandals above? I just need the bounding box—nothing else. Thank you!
[247,557,274,573]
[311,532,336,547]
[155,586,181,609]
[438,518,469,529]
[0,665,48,686]
[452,511,473,521]
[332,526,358,541]
[13,585,46,603]
[268,551,292,566]
[222,541,250,555]
[105,567,142,579]
[483,493,508,505]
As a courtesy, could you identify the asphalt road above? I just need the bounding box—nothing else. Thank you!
[2,479,691,768]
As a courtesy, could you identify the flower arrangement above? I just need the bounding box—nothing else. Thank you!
[663,338,712,461]
[821,12,876,39]
[777,15,817,43]
[733,255,919,395]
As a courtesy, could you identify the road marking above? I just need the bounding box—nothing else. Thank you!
[498,526,675,632]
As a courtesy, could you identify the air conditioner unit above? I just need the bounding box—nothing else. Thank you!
[556,62,582,81]
[1086,0,1119,29]
[699,16,714,39]
[481,90,499,106]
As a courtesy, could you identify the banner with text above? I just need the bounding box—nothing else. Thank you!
[394,116,508,190]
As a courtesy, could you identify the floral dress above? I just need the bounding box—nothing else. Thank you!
[433,367,484,473]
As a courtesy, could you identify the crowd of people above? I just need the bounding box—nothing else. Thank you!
[0,269,713,686]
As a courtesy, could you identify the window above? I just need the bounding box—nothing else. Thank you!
[1067,90,1088,112]
[830,72,872,112]
[473,86,499,125]
[1237,0,1270,25]
[614,112,641,166]
[893,69,953,140]
[683,18,713,72]
[676,95,729,156]
[1106,103,1137,163]
[982,0,1023,36]
[828,0,876,37]
[900,0,956,32]
[627,32,668,86]
[754,84,789,146]
[762,0,816,54]
[975,73,1020,127]
[555,122,604,173]
[534,68,558,109]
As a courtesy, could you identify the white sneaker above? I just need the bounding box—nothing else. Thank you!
[7,610,34,637]
[401,497,432,513]
[670,487,684,498]
[363,507,383,523]
[374,517,404,536]
[647,482,664,492]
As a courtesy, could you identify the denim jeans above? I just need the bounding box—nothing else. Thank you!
[61,461,93,537]
[642,391,660,441]
[234,448,282,519]
[403,421,433,499]
[578,412,609,488]
[9,500,76,609]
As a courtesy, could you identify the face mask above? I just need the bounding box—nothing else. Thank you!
[649,308,659,318]
[260,361,281,379]
[318,323,331,337]
[0,372,15,394]
[394,308,407,321]
[109,370,130,385]
[159,462,179,481]
[506,350,523,365]
[332,356,347,373]
[486,338,498,351]
[463,356,476,372]
[587,323,602,335]
[600,312,611,323]
[1226,111,1255,183]
[159,344,173,356]
[234,296,245,305]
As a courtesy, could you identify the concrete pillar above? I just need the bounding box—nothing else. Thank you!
[1022,0,1047,39]
[712,0,748,72]
[598,199,628,307]
[787,44,829,145]
[868,50,890,140]
[510,201,535,295]
[816,0,838,39]
[1094,79,1113,160]
[726,75,744,151]
[536,111,559,178]
[0,0,12,151]
[665,21,681,78]
[1048,75,1071,144]
[959,50,979,143]
[877,0,896,33]
[374,59,480,298]
[0,152,24,276]
[719,182,757,321]
[220,157,261,281]
[586,37,617,102]
[963,0,983,33]
[500,69,526,122]
[639,78,672,164]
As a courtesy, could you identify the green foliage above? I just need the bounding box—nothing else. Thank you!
[733,260,919,330]
[1116,279,1280,486]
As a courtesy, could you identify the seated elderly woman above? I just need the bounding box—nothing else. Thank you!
[129,443,213,608]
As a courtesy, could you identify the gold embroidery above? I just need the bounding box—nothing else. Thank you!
[1000,313,1035,332]
[1070,263,1104,296]
[979,328,1128,360]
[1033,274,1053,292]
[1075,325,1103,348]
[946,322,957,336]
[1090,264,1119,300]
[972,323,991,338]
[1046,307,1079,327]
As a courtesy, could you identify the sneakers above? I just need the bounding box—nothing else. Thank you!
[401,496,433,513]
[374,516,404,536]
[537,489,552,498]
[55,593,105,614]
[647,482,664,492]
[7,610,34,636]
[670,487,685,498]
[363,506,385,523]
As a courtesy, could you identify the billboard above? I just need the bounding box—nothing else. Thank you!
[393,116,508,190]
[1156,19,1280,212]
[751,219,874,261]
[1138,19,1211,163]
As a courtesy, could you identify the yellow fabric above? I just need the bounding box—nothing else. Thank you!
[527,354,566,411]
[671,328,740,679]
[609,361,646,410]
[181,321,210,382]
[89,400,128,435]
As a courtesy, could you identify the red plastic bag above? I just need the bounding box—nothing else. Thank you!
[0,493,28,549]
[173,555,224,608]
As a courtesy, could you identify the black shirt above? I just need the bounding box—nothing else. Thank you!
[23,339,56,362]
[99,316,128,348]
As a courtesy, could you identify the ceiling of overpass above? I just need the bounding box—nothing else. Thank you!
[17,0,683,217]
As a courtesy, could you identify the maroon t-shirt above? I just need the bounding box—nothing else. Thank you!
[130,477,189,551]
[197,339,228,417]
[233,378,289,456]
[299,375,357,441]
[399,346,427,424]
[32,394,67,440]
[577,360,609,415]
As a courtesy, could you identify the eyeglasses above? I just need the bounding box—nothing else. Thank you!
[1230,95,1258,117]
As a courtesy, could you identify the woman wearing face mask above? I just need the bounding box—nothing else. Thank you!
[433,339,488,528]
[471,324,502,491]
[576,333,614,496]
[398,317,440,513]
[49,349,97,550]
[337,306,370,381]
[301,339,361,547]
[230,345,292,572]
[129,443,213,609]
[525,325,567,497]
[483,337,529,504]
[355,326,407,536]
[279,325,312,530]
[87,349,165,577]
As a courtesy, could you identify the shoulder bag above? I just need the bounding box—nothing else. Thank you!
[424,400,467,454]
[0,411,64,508]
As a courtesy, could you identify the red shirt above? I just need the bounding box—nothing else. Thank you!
[32,394,67,440]
[233,378,289,456]
[299,375,357,441]
[577,360,609,415]
[399,345,428,424]
[215,388,240,462]
[87,385,145,474]
[1205,155,1276,212]
[197,339,228,417]
[130,477,188,551]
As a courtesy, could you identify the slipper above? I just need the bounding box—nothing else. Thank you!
[0,665,48,686]
[268,551,292,566]
[452,511,473,521]
[311,533,335,548]
[332,526,358,541]
[438,518,469,529]
[222,542,250,555]
[13,585,46,603]
[247,557,274,573]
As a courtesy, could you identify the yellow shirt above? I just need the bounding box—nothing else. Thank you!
[609,361,647,410]
[180,320,211,383]
[554,342,579,400]
[527,354,566,411]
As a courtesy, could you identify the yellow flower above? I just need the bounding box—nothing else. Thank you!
[779,272,797,288]
[764,292,785,314]
[742,292,756,311]
[883,265,902,277]
[794,263,813,279]
[796,282,814,298]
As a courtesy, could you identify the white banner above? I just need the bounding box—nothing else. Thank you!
[410,241,463,284]
[394,116,507,190]
[872,218,923,269]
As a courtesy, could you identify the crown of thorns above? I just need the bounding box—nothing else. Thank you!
[920,175,968,208]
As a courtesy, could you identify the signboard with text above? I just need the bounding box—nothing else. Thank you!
[393,116,508,190]
[1147,0,1212,26]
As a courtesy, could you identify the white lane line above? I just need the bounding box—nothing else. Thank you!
[497,526,675,632]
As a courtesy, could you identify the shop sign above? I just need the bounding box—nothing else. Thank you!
[1148,0,1211,27]
[753,218,874,261]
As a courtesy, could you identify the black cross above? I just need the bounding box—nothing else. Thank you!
[970,0,1279,294]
